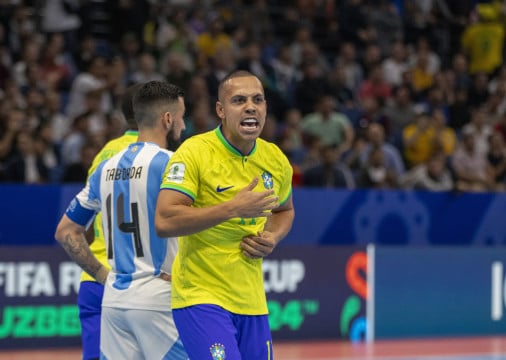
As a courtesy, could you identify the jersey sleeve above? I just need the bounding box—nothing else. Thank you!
[277,149,293,206]
[160,138,201,201]
[66,162,104,227]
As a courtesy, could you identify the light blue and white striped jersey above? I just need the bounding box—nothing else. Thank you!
[65,142,177,311]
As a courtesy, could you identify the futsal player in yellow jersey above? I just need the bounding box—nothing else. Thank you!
[156,71,295,359]
[77,83,141,360]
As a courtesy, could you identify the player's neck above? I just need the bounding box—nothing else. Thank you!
[137,128,166,148]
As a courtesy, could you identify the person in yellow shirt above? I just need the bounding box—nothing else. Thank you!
[195,15,233,65]
[461,3,505,75]
[77,83,142,360]
[155,71,295,360]
[403,108,456,168]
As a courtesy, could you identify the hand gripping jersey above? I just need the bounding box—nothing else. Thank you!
[160,127,293,314]
[81,130,138,283]
[67,142,177,310]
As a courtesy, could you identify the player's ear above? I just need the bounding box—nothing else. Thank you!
[163,111,172,130]
[216,101,225,120]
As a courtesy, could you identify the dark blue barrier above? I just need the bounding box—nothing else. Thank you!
[372,246,506,339]
[1,185,505,246]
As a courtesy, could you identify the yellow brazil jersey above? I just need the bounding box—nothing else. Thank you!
[80,130,138,282]
[461,22,505,74]
[160,127,293,315]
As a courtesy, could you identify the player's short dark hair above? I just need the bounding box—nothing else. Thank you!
[121,83,144,129]
[133,81,184,127]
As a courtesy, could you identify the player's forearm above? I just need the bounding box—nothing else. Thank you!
[55,222,108,284]
[263,208,295,245]
[155,203,236,237]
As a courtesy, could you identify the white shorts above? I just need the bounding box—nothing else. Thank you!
[100,307,187,360]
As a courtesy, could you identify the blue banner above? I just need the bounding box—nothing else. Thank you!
[0,185,505,246]
[372,247,506,339]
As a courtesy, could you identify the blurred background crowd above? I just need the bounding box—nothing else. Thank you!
[0,0,505,192]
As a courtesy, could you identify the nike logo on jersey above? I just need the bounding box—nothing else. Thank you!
[216,185,234,193]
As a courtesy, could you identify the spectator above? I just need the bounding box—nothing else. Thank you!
[494,112,506,142]
[60,141,98,183]
[486,132,506,191]
[39,0,81,52]
[467,72,491,109]
[354,96,391,140]
[402,108,436,168]
[366,0,402,56]
[461,3,505,75]
[0,107,24,163]
[11,38,40,89]
[400,152,454,191]
[382,84,416,146]
[335,41,363,93]
[66,56,115,119]
[357,64,392,103]
[182,99,217,140]
[43,90,70,147]
[60,111,91,166]
[34,121,60,182]
[451,52,472,91]
[448,87,472,134]
[410,51,435,97]
[130,52,165,84]
[327,63,354,107]
[303,144,355,189]
[431,107,457,158]
[356,145,398,188]
[288,25,313,68]
[294,60,331,115]
[270,44,299,107]
[461,106,493,156]
[409,36,441,76]
[194,14,233,66]
[452,127,494,192]
[359,123,405,178]
[301,94,354,152]
[382,40,409,87]
[163,51,193,95]
[278,108,306,165]
[2,130,48,184]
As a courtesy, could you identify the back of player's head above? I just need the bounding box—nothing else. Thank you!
[121,82,144,129]
[133,81,184,127]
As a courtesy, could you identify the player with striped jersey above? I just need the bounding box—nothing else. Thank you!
[55,81,188,359]
[155,71,295,360]
[77,82,142,360]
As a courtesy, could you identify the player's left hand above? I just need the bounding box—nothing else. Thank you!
[240,231,276,259]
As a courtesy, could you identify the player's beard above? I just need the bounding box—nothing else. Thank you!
[166,129,181,151]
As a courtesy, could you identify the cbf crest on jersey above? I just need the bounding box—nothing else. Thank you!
[261,171,273,189]
[210,343,226,360]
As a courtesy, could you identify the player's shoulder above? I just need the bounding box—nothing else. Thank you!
[256,137,287,157]
[177,129,218,153]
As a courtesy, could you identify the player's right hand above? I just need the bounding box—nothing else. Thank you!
[232,177,279,218]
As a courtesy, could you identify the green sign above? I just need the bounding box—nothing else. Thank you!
[0,305,80,338]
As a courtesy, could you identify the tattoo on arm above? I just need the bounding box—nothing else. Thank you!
[61,232,104,282]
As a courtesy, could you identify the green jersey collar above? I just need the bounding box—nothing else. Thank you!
[215,126,257,157]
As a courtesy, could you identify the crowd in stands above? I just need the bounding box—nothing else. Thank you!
[0,0,505,193]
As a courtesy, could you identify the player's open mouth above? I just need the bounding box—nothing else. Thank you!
[240,118,259,128]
